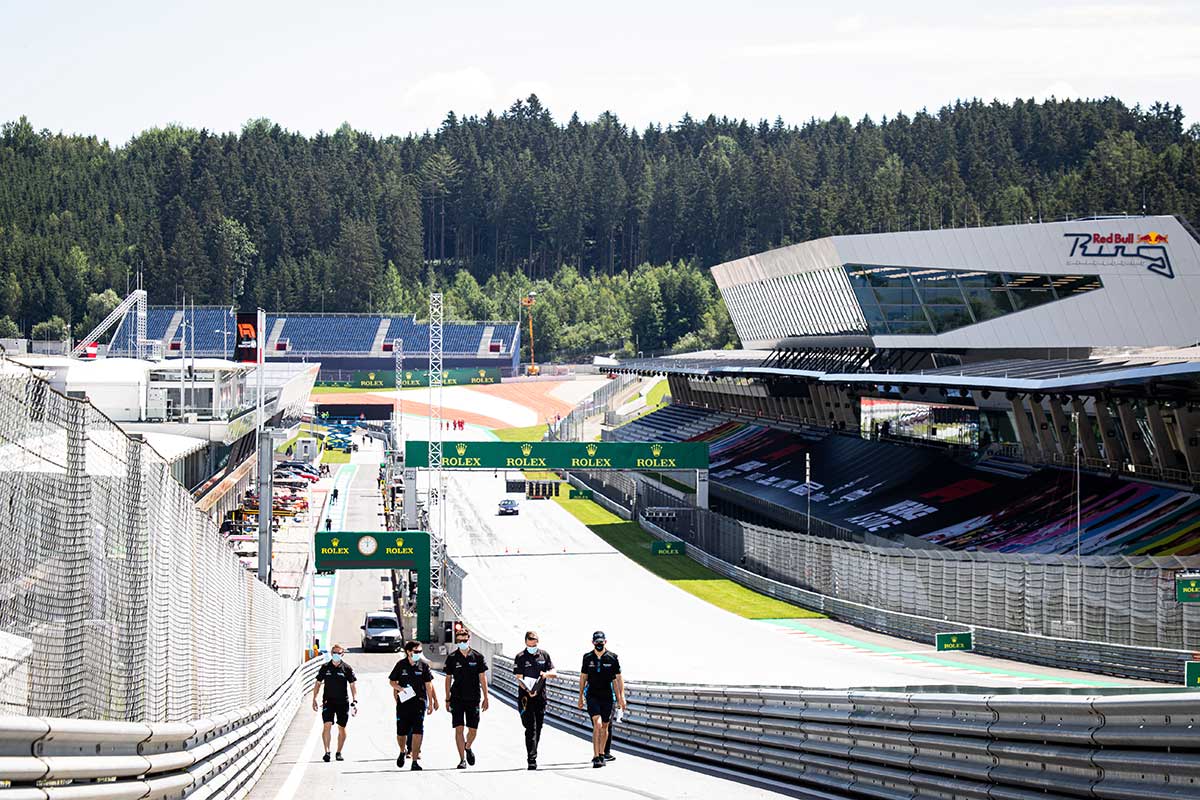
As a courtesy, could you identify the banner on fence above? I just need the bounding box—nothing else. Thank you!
[651,540,685,556]
[316,368,501,389]
[935,631,973,652]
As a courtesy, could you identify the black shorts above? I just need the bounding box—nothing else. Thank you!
[450,700,481,729]
[396,701,426,737]
[321,701,349,727]
[585,690,614,723]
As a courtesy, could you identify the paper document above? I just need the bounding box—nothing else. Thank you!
[521,676,538,693]
[397,685,416,703]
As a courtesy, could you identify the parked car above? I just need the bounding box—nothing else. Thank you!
[498,498,520,516]
[360,611,403,652]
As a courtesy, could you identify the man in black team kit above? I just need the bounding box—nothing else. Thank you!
[512,630,556,770]
[311,644,357,762]
[579,630,625,768]
[443,626,489,769]
[389,640,438,770]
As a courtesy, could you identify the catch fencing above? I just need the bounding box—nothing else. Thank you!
[0,362,304,722]
[489,655,1200,800]
[546,374,639,442]
[568,472,1200,677]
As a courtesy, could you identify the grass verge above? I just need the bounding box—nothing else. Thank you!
[492,423,550,442]
[644,378,671,407]
[321,449,352,464]
[554,495,823,620]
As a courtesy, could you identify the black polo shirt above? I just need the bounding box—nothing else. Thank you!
[512,648,554,695]
[315,661,357,704]
[444,649,488,704]
[581,649,621,693]
[388,659,434,706]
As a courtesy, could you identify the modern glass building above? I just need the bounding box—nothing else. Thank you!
[711,215,1200,352]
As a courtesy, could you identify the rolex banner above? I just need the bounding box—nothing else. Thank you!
[316,367,501,389]
[405,440,710,470]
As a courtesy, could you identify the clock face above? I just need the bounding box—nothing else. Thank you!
[357,536,378,556]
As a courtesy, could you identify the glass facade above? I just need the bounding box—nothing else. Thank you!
[843,265,1102,336]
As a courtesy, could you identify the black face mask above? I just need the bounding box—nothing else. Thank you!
[593,642,605,651]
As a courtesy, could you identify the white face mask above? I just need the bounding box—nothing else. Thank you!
[409,652,422,663]
[456,642,469,652]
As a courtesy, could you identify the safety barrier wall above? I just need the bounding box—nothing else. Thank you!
[0,659,321,799]
[0,364,305,722]
[565,472,1196,682]
[488,655,1200,800]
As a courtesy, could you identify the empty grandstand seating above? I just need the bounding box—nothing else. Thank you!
[110,309,518,357]
[279,316,380,353]
[617,403,1200,556]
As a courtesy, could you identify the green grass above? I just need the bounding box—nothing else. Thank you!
[321,449,352,464]
[492,423,550,442]
[644,378,671,408]
[643,471,696,494]
[554,495,823,620]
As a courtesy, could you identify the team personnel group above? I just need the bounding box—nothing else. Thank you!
[311,627,627,771]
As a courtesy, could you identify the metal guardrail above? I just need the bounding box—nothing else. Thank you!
[635,514,1193,684]
[489,655,1200,800]
[0,659,321,799]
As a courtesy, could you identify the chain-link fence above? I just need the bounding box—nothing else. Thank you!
[0,363,304,722]
[547,375,639,442]
[569,470,1200,651]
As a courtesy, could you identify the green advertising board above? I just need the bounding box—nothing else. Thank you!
[569,488,593,500]
[651,540,685,556]
[1187,661,1200,688]
[935,631,973,652]
[317,368,501,390]
[405,440,710,470]
[1177,575,1200,603]
[315,530,432,641]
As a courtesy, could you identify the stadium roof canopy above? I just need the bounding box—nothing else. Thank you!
[614,350,1200,398]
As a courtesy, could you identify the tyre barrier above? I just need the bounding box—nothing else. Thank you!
[491,655,1200,799]
[0,659,321,800]
[634,513,1192,685]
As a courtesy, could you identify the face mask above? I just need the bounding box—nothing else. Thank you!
[409,652,422,663]
[593,642,605,651]
[456,642,469,652]
[525,645,538,655]
[330,652,343,663]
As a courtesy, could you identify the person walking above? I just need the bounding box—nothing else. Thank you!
[578,631,625,768]
[512,631,556,770]
[389,640,437,770]
[330,487,339,505]
[311,644,357,762]
[443,626,489,768]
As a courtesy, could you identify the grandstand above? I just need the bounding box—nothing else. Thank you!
[612,214,1200,557]
[110,308,521,378]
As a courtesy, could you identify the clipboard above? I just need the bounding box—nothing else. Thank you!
[397,685,416,703]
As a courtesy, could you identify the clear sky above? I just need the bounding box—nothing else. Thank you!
[2,0,1197,144]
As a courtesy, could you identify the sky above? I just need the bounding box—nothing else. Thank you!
[2,0,1197,144]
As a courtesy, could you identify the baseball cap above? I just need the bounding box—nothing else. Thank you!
[592,630,606,641]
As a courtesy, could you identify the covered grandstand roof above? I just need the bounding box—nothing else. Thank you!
[616,350,1200,397]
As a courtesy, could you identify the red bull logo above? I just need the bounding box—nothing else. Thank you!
[1064,231,1174,279]
[1137,231,1168,244]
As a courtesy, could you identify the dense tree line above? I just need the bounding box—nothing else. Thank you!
[0,96,1197,356]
